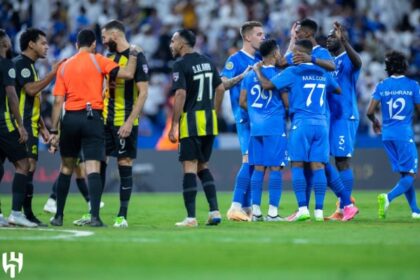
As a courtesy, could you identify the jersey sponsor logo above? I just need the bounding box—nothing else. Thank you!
[142,64,149,74]
[20,68,31,78]
[173,72,179,82]
[225,61,234,70]
[8,68,16,79]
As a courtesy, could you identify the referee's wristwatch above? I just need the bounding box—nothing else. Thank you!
[49,129,59,135]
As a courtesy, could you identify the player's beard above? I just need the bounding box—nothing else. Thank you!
[5,48,12,59]
[107,39,118,52]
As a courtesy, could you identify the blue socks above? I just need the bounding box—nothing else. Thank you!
[312,169,327,210]
[268,171,282,208]
[304,168,312,207]
[292,167,307,207]
[405,185,420,213]
[388,175,414,202]
[250,170,264,207]
[232,163,252,206]
[325,163,351,208]
[340,169,354,198]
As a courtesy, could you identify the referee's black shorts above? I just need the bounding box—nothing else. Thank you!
[178,135,215,162]
[59,110,105,161]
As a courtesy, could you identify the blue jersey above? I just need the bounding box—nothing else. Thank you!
[372,76,420,141]
[271,63,339,122]
[241,66,285,136]
[221,50,261,123]
[327,52,360,120]
[285,45,333,66]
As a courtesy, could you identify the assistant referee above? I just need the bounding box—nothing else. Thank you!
[49,29,138,227]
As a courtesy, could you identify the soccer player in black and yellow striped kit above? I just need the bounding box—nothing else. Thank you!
[13,28,65,226]
[0,29,36,228]
[168,29,225,227]
[100,20,149,228]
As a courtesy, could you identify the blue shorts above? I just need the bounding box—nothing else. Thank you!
[383,140,418,174]
[288,119,329,163]
[236,120,250,155]
[329,119,359,157]
[248,134,288,167]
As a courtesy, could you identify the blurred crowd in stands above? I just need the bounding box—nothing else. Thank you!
[1,0,419,148]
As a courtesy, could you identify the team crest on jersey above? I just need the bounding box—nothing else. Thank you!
[8,68,16,79]
[173,72,179,82]
[226,61,234,70]
[142,64,149,74]
[21,68,31,78]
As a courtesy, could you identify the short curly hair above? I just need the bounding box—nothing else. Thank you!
[385,51,407,76]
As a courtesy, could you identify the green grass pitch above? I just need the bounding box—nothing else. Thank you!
[1,191,420,280]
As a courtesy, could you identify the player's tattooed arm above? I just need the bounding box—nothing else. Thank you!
[253,62,275,90]
[334,22,362,69]
[366,99,381,134]
[221,66,252,90]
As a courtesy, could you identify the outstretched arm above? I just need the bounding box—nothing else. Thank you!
[221,66,252,90]
[334,22,362,69]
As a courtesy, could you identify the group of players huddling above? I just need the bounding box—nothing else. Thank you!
[221,19,419,224]
[0,17,419,228]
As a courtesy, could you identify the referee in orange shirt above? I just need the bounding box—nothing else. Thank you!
[48,29,138,227]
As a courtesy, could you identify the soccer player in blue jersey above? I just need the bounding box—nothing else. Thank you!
[221,21,265,221]
[285,19,335,71]
[283,18,335,215]
[255,39,343,221]
[324,22,361,220]
[239,39,288,222]
[367,51,420,220]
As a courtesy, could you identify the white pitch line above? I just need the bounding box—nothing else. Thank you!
[0,228,94,241]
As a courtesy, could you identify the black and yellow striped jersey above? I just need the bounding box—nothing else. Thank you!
[0,57,17,132]
[171,52,222,139]
[13,54,40,136]
[103,49,149,127]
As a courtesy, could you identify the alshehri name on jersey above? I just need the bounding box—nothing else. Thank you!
[221,50,261,123]
[242,66,286,136]
[327,52,360,120]
[372,76,420,141]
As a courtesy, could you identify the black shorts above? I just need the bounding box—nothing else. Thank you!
[105,123,138,159]
[0,129,28,163]
[179,135,215,162]
[25,128,39,160]
[59,110,105,161]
